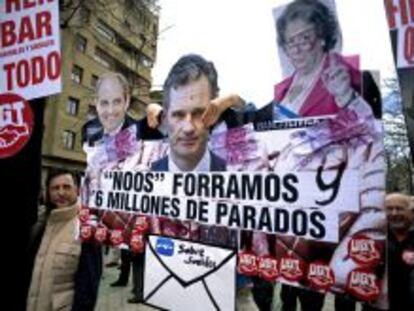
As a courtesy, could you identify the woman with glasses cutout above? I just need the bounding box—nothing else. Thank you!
[272,0,362,120]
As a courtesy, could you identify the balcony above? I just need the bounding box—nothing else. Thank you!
[92,36,151,82]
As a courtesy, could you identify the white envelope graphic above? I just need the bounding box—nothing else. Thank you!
[143,235,236,311]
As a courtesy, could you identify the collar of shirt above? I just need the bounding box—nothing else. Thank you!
[169,149,211,172]
[104,122,124,137]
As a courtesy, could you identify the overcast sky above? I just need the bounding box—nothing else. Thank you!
[152,0,397,107]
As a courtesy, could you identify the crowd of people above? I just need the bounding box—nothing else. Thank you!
[25,166,414,310]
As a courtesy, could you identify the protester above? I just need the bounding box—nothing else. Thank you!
[105,247,120,267]
[385,193,414,311]
[26,169,101,311]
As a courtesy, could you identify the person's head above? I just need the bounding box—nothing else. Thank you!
[276,0,339,74]
[162,54,219,170]
[95,72,130,134]
[45,169,79,211]
[385,193,412,232]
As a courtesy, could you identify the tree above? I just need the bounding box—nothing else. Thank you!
[383,78,413,193]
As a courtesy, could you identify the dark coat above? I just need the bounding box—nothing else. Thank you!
[151,151,226,172]
[82,115,164,146]
[388,228,414,311]
[71,242,103,311]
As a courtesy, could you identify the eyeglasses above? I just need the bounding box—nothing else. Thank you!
[283,27,317,53]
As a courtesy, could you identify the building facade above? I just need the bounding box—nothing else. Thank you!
[41,0,160,183]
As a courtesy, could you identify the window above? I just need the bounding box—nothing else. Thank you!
[87,105,97,120]
[96,20,116,42]
[91,75,99,89]
[94,48,113,68]
[75,34,87,52]
[63,130,76,150]
[140,55,153,68]
[66,97,79,116]
[79,6,91,24]
[71,65,83,84]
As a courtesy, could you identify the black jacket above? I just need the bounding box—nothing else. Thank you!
[388,228,414,311]
[151,151,226,172]
[82,115,164,146]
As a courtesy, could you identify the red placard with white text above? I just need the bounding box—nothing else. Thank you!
[0,0,62,99]
[0,93,33,158]
[384,0,414,68]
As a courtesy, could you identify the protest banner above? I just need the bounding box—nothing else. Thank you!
[79,0,388,308]
[0,0,61,157]
[385,0,414,30]
[81,108,386,304]
[385,0,414,67]
[398,23,414,67]
[0,0,61,99]
[0,92,33,158]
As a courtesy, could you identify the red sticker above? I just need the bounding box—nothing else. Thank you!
[78,208,90,223]
[258,255,278,281]
[238,251,258,276]
[348,235,381,265]
[80,224,94,241]
[94,226,108,243]
[346,268,381,301]
[130,232,145,253]
[110,229,124,246]
[0,93,34,159]
[135,216,150,233]
[279,255,306,282]
[307,261,335,291]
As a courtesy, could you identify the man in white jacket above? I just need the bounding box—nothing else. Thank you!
[27,170,84,311]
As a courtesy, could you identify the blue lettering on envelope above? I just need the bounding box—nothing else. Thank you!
[156,237,174,256]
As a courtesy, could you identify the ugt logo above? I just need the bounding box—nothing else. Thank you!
[156,237,174,256]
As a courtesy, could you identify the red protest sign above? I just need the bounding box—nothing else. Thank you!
[348,235,382,266]
[238,251,258,276]
[0,93,33,158]
[346,268,381,302]
[307,261,335,291]
[0,0,62,99]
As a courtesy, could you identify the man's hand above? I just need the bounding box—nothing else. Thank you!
[146,103,163,129]
[202,94,245,128]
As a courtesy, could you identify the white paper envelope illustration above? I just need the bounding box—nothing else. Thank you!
[143,235,236,310]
